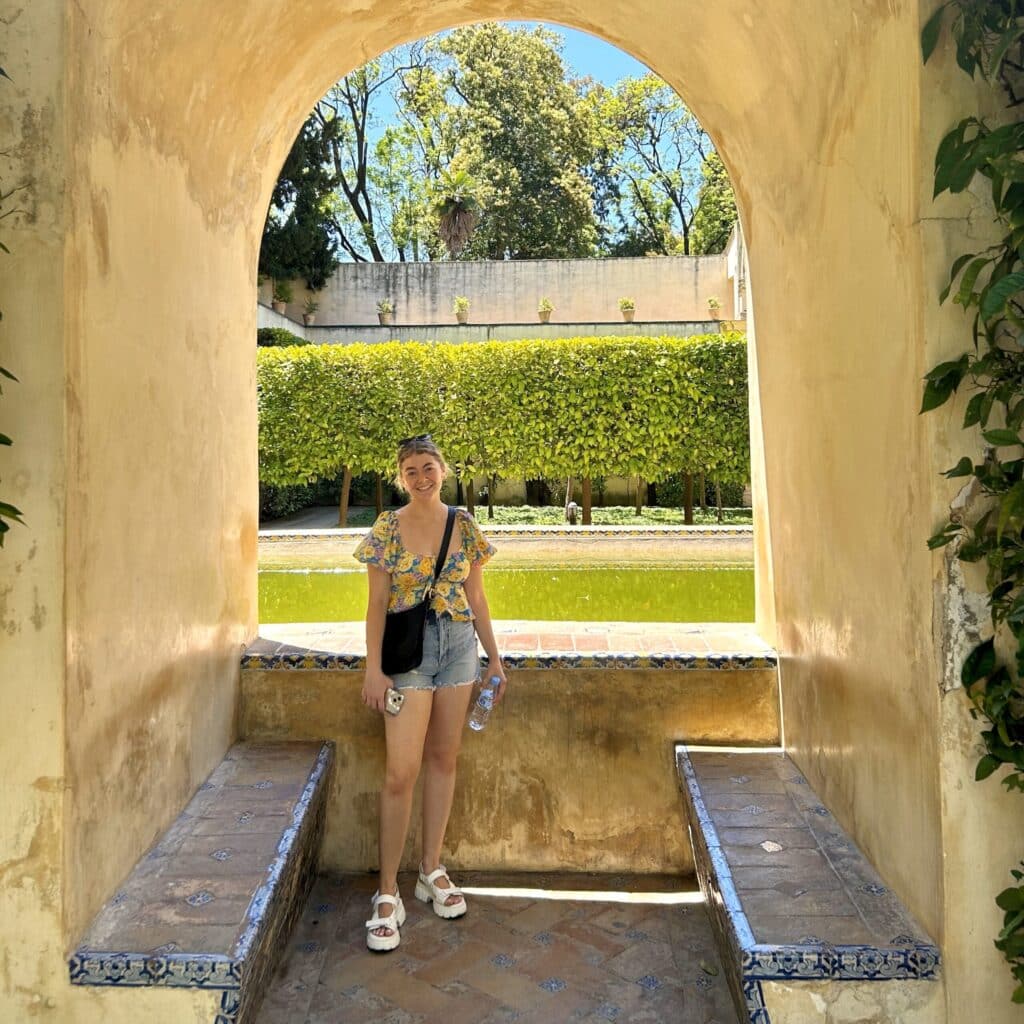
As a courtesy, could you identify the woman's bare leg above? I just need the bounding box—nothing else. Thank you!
[373,689,433,938]
[420,681,475,905]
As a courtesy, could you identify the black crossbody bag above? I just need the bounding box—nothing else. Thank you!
[381,505,457,676]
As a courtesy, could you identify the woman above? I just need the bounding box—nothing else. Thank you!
[354,435,507,952]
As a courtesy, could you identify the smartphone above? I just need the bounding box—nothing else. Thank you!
[384,687,405,716]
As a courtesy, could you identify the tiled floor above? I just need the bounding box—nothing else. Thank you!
[256,872,740,1024]
[255,621,774,658]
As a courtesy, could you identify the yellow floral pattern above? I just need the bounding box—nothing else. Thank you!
[353,508,496,621]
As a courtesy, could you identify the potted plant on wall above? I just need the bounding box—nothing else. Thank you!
[707,296,722,321]
[538,297,554,323]
[453,295,470,324]
[271,280,292,315]
[303,297,319,326]
[619,297,636,323]
[377,299,394,326]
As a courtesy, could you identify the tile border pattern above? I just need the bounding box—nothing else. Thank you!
[259,524,754,543]
[68,742,334,1022]
[240,649,778,672]
[676,746,941,1024]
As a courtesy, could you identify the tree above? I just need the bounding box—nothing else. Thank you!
[590,75,712,255]
[437,24,599,260]
[259,26,740,268]
[315,46,440,263]
[259,116,340,288]
[691,153,738,255]
[434,168,482,258]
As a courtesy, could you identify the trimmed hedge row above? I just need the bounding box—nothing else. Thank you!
[257,334,749,489]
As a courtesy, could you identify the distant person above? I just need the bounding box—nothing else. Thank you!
[354,435,507,952]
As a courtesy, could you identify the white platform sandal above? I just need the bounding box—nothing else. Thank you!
[365,889,406,952]
[415,864,467,919]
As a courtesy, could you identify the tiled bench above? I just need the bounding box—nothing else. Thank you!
[677,746,943,1024]
[69,741,334,1024]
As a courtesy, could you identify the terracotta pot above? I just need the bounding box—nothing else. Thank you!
[456,310,469,324]
[621,309,635,322]
[303,314,316,326]
[378,312,393,326]
[709,308,721,321]
[538,310,552,323]
[272,300,287,314]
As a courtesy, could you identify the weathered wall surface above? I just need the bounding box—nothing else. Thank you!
[736,0,945,950]
[259,255,732,325]
[59,9,260,957]
[0,2,68,1019]
[240,667,781,873]
[7,1,1022,1022]
[760,978,945,1024]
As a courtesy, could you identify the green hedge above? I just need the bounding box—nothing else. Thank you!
[257,334,749,489]
[257,326,309,347]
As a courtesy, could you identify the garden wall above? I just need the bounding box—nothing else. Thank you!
[258,254,733,325]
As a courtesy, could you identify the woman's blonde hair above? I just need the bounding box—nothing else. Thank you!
[394,434,448,492]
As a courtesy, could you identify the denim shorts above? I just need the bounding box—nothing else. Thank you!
[389,611,480,691]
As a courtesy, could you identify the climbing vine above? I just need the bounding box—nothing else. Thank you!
[922,1,1024,1003]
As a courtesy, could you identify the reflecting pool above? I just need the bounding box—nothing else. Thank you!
[259,563,754,623]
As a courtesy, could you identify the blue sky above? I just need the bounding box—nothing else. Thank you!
[528,23,652,84]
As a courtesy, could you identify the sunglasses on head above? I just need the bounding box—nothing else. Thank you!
[398,433,432,448]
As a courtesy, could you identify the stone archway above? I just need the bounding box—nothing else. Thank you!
[5,2,1016,1021]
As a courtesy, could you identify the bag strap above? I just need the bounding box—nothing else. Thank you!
[429,506,457,593]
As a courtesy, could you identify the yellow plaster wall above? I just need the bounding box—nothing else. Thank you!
[721,0,949,957]
[241,667,781,873]
[7,1,1021,1021]
[0,2,68,1019]
[57,0,259,955]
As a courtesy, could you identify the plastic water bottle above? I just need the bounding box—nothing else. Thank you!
[468,675,501,732]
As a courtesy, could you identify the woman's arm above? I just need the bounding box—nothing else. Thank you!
[464,562,507,703]
[362,564,393,713]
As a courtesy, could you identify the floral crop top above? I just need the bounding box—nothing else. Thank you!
[353,508,496,621]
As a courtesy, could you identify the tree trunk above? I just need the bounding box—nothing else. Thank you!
[683,472,694,526]
[337,465,352,526]
[465,475,475,516]
[456,478,464,506]
[698,472,706,511]
[374,473,384,516]
[635,476,644,517]
[582,477,592,526]
[716,480,724,524]
[488,474,497,520]
[564,476,575,521]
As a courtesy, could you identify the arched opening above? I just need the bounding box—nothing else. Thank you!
[253,22,757,636]
[60,0,929,948]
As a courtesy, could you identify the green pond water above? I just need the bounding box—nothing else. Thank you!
[259,564,754,623]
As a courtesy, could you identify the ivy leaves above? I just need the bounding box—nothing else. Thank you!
[924,0,1024,1003]
[923,1,1024,85]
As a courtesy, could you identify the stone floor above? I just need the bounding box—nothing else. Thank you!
[256,872,740,1024]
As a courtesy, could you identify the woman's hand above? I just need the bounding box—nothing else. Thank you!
[488,661,509,705]
[362,667,393,714]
